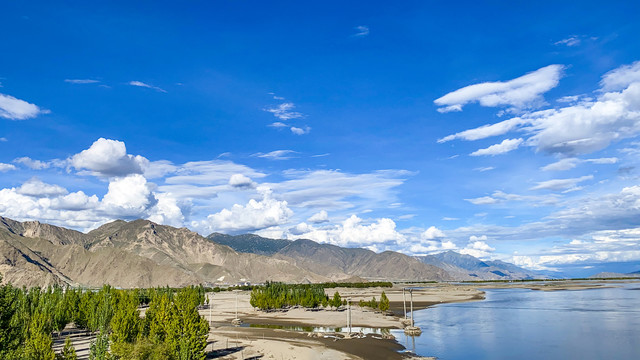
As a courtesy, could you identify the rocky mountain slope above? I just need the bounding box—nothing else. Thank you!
[0,217,334,288]
[1,216,542,288]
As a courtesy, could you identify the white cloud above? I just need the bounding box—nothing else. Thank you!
[197,187,293,233]
[0,93,49,120]
[13,157,53,170]
[530,175,593,191]
[268,169,411,210]
[0,163,16,172]
[421,226,445,240]
[542,157,618,171]
[17,178,68,197]
[465,196,499,205]
[252,150,298,160]
[434,65,564,112]
[65,79,100,84]
[164,160,265,186]
[101,174,157,217]
[50,191,99,211]
[474,166,495,172]
[439,61,640,156]
[600,60,640,91]
[541,158,580,171]
[228,174,256,188]
[128,81,166,93]
[290,126,311,135]
[470,138,523,156]
[438,118,525,142]
[264,103,303,121]
[269,122,288,128]
[0,137,7,142]
[284,215,405,248]
[554,36,581,47]
[307,210,329,224]
[71,138,148,177]
[353,25,370,37]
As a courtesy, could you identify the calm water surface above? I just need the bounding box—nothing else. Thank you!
[393,283,640,360]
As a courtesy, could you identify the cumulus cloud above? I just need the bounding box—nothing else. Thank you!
[0,93,49,120]
[460,235,495,258]
[421,226,445,239]
[0,163,16,172]
[283,215,405,248]
[13,157,52,170]
[71,138,148,177]
[17,178,68,197]
[470,138,523,156]
[197,187,293,233]
[530,175,593,191]
[101,174,157,217]
[439,61,640,156]
[434,65,564,113]
[228,174,256,188]
[264,103,303,121]
[290,126,311,135]
[307,210,329,223]
[252,150,298,160]
[129,81,166,93]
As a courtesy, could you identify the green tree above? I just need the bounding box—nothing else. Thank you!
[56,337,78,360]
[379,291,390,312]
[165,288,210,360]
[89,332,110,360]
[331,291,341,310]
[0,277,23,359]
[24,312,55,360]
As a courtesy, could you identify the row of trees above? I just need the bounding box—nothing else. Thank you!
[0,275,209,360]
[358,291,390,312]
[249,281,332,310]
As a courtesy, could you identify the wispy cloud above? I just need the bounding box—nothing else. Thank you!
[264,102,303,121]
[530,175,593,191]
[252,150,298,160]
[554,35,581,47]
[438,61,640,157]
[470,138,523,156]
[0,93,49,120]
[434,65,564,113]
[352,25,370,37]
[65,79,100,84]
[129,81,167,93]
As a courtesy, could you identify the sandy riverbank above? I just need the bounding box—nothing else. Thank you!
[200,284,484,359]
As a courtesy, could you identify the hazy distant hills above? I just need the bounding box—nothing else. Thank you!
[415,250,543,280]
[1,216,546,288]
[590,271,640,279]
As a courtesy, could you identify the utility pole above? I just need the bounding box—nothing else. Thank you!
[348,298,352,334]
[410,288,414,327]
[403,287,407,319]
[209,293,213,326]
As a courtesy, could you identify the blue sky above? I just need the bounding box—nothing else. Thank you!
[1,1,640,276]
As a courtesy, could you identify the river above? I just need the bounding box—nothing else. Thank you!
[392,282,640,360]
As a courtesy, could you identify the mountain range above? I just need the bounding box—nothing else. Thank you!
[1,216,541,288]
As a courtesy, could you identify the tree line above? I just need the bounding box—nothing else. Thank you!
[0,275,209,360]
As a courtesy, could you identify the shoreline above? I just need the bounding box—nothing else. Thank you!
[202,284,485,359]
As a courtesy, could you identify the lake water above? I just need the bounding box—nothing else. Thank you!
[392,283,640,360]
